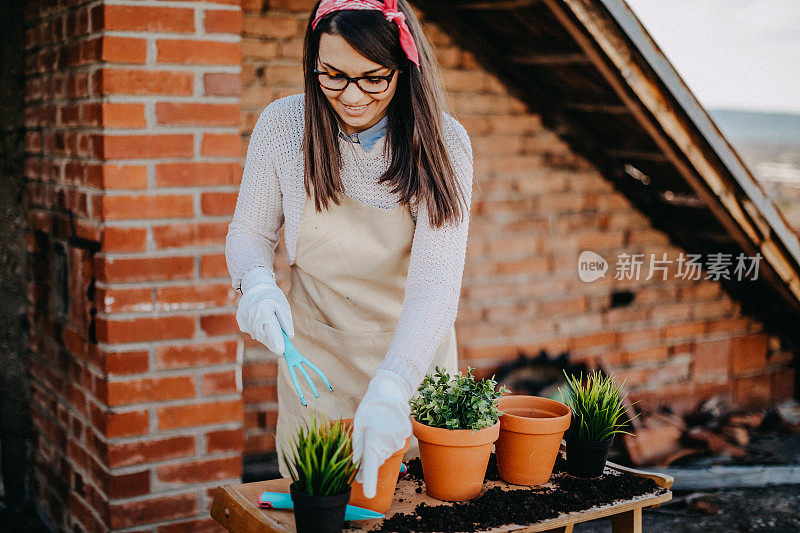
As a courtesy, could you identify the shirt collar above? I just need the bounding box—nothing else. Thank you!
[337,114,388,152]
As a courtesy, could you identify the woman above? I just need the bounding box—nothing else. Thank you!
[225,0,473,499]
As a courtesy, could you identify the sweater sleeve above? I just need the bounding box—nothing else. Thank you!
[375,115,474,394]
[225,102,285,294]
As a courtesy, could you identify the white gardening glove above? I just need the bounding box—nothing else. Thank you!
[352,368,413,499]
[235,267,294,354]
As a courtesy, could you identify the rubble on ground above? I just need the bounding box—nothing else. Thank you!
[623,398,800,468]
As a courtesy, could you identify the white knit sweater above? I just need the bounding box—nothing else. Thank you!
[225,93,473,392]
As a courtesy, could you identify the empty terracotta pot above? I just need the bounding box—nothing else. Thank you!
[411,417,500,501]
[334,418,409,513]
[495,395,571,486]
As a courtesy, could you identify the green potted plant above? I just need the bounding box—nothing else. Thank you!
[410,366,509,501]
[281,417,360,533]
[559,370,636,478]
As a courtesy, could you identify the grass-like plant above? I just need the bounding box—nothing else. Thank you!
[281,417,360,496]
[410,366,510,430]
[559,369,637,442]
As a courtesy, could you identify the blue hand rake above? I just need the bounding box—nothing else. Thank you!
[281,329,333,406]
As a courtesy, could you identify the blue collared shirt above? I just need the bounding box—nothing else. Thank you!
[337,114,388,152]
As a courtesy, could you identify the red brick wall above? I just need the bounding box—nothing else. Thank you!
[24,1,243,530]
[239,0,795,461]
[238,0,300,459]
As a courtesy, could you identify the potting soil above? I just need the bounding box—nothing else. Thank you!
[363,453,665,532]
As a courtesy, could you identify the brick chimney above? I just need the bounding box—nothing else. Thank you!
[24,1,244,529]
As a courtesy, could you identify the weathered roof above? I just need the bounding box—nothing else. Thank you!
[420,0,800,343]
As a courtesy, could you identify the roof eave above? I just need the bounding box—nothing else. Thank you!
[554,0,800,307]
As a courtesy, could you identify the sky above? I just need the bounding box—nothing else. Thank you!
[625,0,800,114]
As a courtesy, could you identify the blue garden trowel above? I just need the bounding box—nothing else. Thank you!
[258,491,384,521]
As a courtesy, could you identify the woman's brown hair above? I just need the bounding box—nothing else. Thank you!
[302,0,467,227]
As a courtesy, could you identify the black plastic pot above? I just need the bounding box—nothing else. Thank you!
[564,433,614,478]
[289,482,351,533]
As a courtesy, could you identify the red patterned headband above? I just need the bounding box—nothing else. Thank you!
[311,0,420,69]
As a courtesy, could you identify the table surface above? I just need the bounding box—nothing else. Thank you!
[211,458,673,533]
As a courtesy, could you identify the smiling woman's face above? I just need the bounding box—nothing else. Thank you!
[316,32,399,136]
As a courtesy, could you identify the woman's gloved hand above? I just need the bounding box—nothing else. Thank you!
[236,267,295,354]
[352,368,413,499]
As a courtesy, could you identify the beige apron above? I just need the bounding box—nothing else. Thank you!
[275,191,458,477]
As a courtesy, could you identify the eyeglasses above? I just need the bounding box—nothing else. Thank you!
[313,68,398,94]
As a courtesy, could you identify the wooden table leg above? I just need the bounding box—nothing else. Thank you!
[611,507,642,533]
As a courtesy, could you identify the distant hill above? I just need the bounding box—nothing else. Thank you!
[708,108,800,179]
[707,108,800,230]
[709,108,800,148]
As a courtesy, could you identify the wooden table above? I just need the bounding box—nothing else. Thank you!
[211,458,673,533]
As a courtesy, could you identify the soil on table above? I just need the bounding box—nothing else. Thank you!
[365,453,665,533]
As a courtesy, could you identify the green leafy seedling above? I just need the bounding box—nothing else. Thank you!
[409,366,510,431]
[281,417,360,496]
[558,369,638,442]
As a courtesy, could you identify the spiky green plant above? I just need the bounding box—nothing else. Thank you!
[409,366,510,430]
[559,370,637,442]
[281,417,360,496]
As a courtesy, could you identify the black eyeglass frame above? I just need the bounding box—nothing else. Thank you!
[312,68,400,94]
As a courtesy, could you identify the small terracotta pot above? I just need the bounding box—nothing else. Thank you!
[333,419,409,513]
[495,395,571,486]
[411,417,500,502]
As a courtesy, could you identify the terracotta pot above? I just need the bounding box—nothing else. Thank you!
[333,419,410,513]
[494,395,571,486]
[411,417,500,501]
